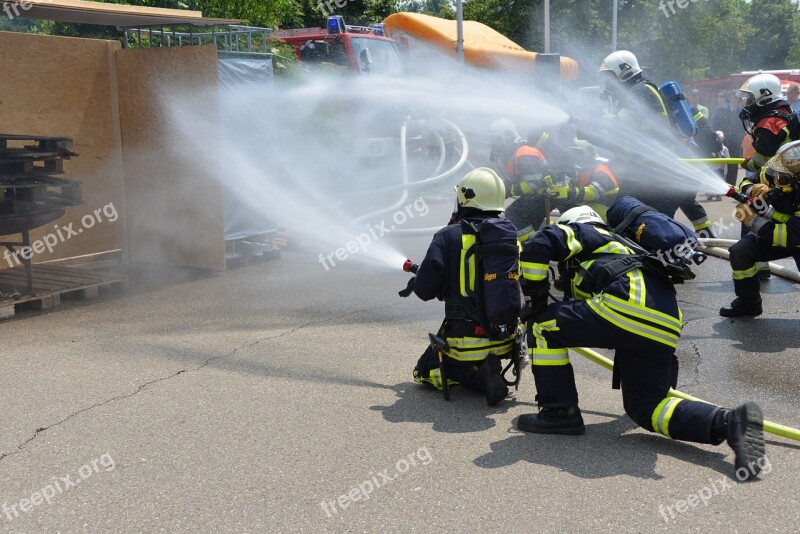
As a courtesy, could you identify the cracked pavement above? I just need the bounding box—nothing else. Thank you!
[1,197,799,532]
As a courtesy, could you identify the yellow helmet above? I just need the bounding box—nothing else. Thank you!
[490,118,523,146]
[455,168,506,212]
[767,140,800,185]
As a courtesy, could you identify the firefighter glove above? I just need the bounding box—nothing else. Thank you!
[398,277,416,297]
[750,183,770,198]
[734,203,757,227]
[548,185,580,201]
[511,181,535,197]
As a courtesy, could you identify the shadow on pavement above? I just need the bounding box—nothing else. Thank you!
[370,382,515,434]
[473,411,735,481]
[712,318,800,352]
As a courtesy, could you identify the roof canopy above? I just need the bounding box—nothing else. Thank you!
[19,0,241,27]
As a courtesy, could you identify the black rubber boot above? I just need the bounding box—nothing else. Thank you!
[725,402,766,480]
[696,227,717,239]
[719,297,763,317]
[479,354,508,406]
[517,406,585,435]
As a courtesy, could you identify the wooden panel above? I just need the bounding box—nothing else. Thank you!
[0,31,126,270]
[115,45,226,271]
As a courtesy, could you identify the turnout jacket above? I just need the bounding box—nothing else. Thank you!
[520,222,682,349]
[748,186,800,249]
[414,213,514,361]
[744,101,793,171]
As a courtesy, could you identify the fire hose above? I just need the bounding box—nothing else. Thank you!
[571,347,800,442]
[680,158,746,165]
[689,184,800,283]
[696,239,800,283]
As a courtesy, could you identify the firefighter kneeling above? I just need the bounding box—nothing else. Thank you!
[403,168,520,406]
[721,140,800,317]
[517,206,766,478]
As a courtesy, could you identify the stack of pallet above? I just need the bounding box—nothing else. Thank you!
[0,134,84,293]
[0,134,83,238]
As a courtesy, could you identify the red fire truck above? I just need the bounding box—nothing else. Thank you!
[274,16,404,76]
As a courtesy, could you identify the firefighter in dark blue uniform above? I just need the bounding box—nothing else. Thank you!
[721,140,800,317]
[488,118,551,233]
[517,205,766,478]
[580,51,715,237]
[408,168,517,405]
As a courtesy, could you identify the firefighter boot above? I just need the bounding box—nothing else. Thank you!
[517,406,585,435]
[478,354,508,406]
[720,277,762,317]
[712,403,766,480]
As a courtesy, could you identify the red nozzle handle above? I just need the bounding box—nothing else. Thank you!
[403,259,419,274]
[726,185,751,205]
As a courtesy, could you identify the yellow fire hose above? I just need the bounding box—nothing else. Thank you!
[571,347,800,442]
[679,157,746,165]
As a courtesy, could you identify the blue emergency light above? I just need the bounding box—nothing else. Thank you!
[373,24,386,36]
[327,16,345,34]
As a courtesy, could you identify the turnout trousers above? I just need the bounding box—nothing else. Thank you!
[729,232,800,301]
[528,298,720,444]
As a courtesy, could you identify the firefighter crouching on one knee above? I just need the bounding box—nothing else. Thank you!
[406,168,517,406]
[721,140,800,317]
[516,205,767,478]
[488,118,551,232]
[546,139,620,221]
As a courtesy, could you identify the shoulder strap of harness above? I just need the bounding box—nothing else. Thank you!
[611,204,656,237]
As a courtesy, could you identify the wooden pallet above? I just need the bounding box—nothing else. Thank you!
[0,264,128,319]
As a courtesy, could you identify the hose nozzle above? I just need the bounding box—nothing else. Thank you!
[726,185,750,204]
[403,259,419,274]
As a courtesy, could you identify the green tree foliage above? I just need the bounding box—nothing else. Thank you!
[743,0,795,71]
[614,0,754,83]
[8,0,800,83]
[462,0,539,50]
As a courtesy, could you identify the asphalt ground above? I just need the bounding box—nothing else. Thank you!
[1,195,799,532]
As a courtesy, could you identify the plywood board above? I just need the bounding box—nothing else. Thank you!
[115,45,226,271]
[0,31,126,271]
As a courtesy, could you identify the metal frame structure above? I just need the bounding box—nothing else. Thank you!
[121,24,273,56]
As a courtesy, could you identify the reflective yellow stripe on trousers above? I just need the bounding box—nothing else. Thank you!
[651,397,683,438]
[529,319,569,366]
[732,264,759,280]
